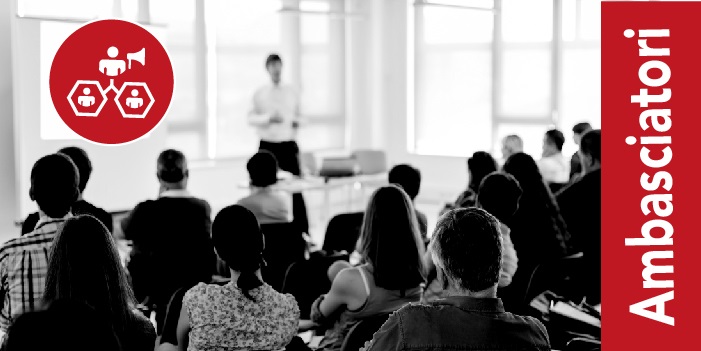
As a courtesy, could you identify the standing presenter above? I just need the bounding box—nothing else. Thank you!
[249,53,309,233]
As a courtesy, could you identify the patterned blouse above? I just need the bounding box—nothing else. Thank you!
[183,281,300,351]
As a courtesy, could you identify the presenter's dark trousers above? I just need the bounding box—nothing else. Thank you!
[259,140,310,234]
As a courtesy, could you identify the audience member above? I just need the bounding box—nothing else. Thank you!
[424,171,521,301]
[502,153,570,310]
[569,122,593,181]
[311,185,425,351]
[43,215,156,351]
[501,135,524,163]
[363,208,550,351]
[537,129,569,184]
[388,164,428,243]
[121,149,216,334]
[0,153,79,330]
[557,129,601,304]
[444,151,499,214]
[1,300,123,351]
[476,172,522,288]
[21,146,112,234]
[176,205,300,351]
[238,151,293,224]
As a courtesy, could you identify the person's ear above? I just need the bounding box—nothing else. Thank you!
[184,169,190,179]
[29,187,35,201]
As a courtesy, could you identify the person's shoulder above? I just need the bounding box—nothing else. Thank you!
[265,285,301,314]
[332,266,365,296]
[509,313,550,344]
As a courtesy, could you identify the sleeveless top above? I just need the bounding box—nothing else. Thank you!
[317,265,422,351]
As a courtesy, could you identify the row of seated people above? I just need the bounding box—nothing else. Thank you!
[0,127,600,350]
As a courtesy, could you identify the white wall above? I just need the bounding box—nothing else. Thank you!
[0,0,18,244]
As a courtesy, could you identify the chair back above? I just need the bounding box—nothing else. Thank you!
[260,222,306,291]
[322,212,364,254]
[565,337,601,351]
[340,313,392,351]
[523,252,585,305]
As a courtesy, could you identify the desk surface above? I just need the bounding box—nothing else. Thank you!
[238,173,388,193]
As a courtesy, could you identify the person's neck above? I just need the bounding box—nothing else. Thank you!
[543,149,559,158]
[229,269,263,283]
[445,285,498,299]
[160,183,187,193]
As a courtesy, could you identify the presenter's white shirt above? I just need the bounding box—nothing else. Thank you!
[537,153,570,184]
[249,83,300,142]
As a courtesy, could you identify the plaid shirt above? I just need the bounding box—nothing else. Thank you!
[0,214,70,330]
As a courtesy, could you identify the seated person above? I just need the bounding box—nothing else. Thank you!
[238,151,293,224]
[22,146,112,234]
[442,151,498,215]
[556,129,601,304]
[363,208,550,351]
[2,300,122,351]
[388,164,428,243]
[424,172,522,301]
[537,129,570,184]
[311,185,425,351]
[121,149,216,334]
[569,122,592,182]
[0,153,79,331]
[44,215,156,351]
[175,205,300,351]
[500,134,524,166]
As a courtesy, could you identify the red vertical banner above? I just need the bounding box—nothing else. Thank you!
[602,1,701,349]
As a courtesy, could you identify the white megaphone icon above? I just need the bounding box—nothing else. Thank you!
[127,48,145,69]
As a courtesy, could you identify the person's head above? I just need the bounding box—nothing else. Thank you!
[247,151,279,188]
[265,53,283,85]
[29,153,79,218]
[359,185,425,290]
[476,172,522,225]
[502,152,545,191]
[58,146,92,194]
[467,151,498,191]
[501,135,523,160]
[572,122,593,145]
[388,164,421,201]
[3,300,122,351]
[157,149,188,190]
[430,208,501,295]
[579,129,601,173]
[44,215,135,332]
[212,205,265,300]
[543,129,566,156]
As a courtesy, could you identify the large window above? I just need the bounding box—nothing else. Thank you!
[19,0,348,160]
[412,0,601,158]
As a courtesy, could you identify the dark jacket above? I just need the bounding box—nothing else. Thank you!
[364,296,550,351]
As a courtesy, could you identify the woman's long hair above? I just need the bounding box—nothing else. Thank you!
[467,151,498,192]
[212,205,265,300]
[359,185,426,291]
[43,215,136,332]
[503,153,570,260]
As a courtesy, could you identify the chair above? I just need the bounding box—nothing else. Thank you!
[351,150,387,175]
[321,212,364,254]
[300,152,318,176]
[522,252,585,306]
[565,337,601,351]
[281,252,349,319]
[260,222,307,292]
[340,313,392,351]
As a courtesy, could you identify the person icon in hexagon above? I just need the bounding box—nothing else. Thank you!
[126,89,144,109]
[99,46,126,77]
[77,87,95,107]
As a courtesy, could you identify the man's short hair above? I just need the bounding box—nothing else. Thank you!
[432,207,502,292]
[545,129,566,151]
[572,122,593,135]
[477,172,522,224]
[157,149,187,183]
[247,151,279,188]
[30,153,79,218]
[58,146,92,193]
[580,129,601,163]
[388,164,421,201]
[265,53,282,68]
[502,135,523,152]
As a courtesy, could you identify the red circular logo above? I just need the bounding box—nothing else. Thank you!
[50,19,174,145]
